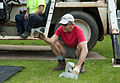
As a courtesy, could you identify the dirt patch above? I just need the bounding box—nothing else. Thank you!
[87,51,106,60]
[0,51,105,60]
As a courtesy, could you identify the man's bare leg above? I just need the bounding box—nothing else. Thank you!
[50,40,66,71]
[76,43,85,73]
[51,40,65,57]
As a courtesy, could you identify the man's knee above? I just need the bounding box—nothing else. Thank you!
[15,14,19,20]
[29,14,43,22]
[15,14,24,21]
[55,41,63,47]
[29,14,38,24]
[50,43,56,48]
[50,41,63,48]
[29,14,37,20]
[50,42,60,50]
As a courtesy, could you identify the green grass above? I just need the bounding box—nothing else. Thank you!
[2,59,120,83]
[92,35,113,59]
[0,35,120,83]
[0,40,49,46]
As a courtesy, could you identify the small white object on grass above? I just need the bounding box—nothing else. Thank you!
[59,62,78,79]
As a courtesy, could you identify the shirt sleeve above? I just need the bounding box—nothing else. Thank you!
[77,29,86,43]
[54,26,62,38]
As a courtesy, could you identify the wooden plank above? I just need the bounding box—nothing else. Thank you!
[0,36,40,40]
[0,45,51,51]
[3,22,16,26]
[14,4,26,6]
[55,1,107,8]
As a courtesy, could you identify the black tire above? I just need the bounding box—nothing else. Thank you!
[55,11,99,50]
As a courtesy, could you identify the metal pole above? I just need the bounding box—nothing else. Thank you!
[111,34,120,64]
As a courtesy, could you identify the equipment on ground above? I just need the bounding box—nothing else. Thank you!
[0,66,24,83]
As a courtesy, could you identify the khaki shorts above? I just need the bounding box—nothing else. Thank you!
[63,44,78,59]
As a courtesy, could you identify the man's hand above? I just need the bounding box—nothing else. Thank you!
[35,5,44,15]
[24,12,29,20]
[72,65,81,74]
[34,30,46,40]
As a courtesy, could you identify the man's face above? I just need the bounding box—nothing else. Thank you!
[62,24,73,32]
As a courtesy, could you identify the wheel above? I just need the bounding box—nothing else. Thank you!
[55,11,99,50]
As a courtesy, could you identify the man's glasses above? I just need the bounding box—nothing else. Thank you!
[61,24,68,26]
[61,21,72,26]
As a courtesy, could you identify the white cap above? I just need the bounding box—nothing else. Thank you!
[59,14,74,24]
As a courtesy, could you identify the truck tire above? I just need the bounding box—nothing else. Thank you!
[55,11,99,50]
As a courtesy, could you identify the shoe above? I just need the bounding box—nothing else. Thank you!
[80,65,85,73]
[20,30,31,38]
[80,62,85,73]
[53,59,66,71]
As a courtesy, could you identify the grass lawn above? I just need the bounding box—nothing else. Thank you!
[0,35,120,83]
[0,40,49,46]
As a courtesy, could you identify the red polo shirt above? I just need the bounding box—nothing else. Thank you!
[55,25,86,48]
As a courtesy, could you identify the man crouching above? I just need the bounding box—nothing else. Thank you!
[35,14,88,74]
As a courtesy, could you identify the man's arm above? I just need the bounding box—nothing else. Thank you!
[73,41,88,74]
[35,5,44,15]
[24,8,29,20]
[33,30,59,44]
[76,41,88,66]
[45,35,59,45]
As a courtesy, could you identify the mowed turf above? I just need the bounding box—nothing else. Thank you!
[0,40,49,46]
[0,36,119,83]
